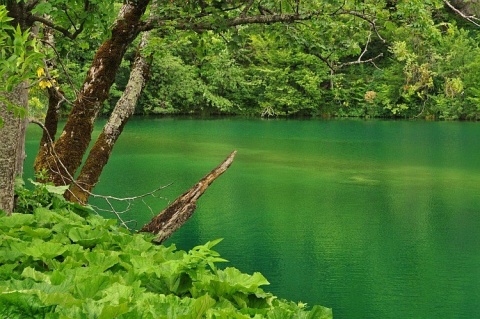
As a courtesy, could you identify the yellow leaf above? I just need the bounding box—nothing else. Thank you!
[39,80,52,89]
[37,67,45,78]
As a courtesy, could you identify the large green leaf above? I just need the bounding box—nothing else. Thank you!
[307,305,333,319]
[97,302,130,319]
[73,272,113,299]
[0,213,35,229]
[84,250,120,272]
[4,187,330,318]
[68,226,109,248]
[189,293,216,318]
[19,226,52,239]
[20,238,67,260]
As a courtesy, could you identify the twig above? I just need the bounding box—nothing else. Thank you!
[338,10,385,43]
[40,39,79,98]
[241,0,255,17]
[443,0,480,27]
[29,118,171,230]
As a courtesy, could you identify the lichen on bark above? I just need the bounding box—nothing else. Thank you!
[0,83,28,214]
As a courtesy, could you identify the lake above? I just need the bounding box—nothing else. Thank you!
[25,118,480,318]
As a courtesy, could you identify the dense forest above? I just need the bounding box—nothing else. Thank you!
[28,0,480,120]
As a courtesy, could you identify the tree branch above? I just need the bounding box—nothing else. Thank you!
[337,31,383,70]
[241,0,255,17]
[139,151,237,243]
[337,10,385,43]
[141,11,320,32]
[309,51,336,72]
[339,53,383,69]
[30,15,80,39]
[443,0,480,27]
[29,118,171,230]
[40,39,79,97]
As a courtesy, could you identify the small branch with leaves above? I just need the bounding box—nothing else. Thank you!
[337,32,383,70]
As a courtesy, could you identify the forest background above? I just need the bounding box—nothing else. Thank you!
[27,0,480,121]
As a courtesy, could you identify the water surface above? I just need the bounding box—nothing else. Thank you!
[26,118,480,318]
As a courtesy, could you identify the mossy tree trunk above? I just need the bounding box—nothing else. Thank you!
[65,31,153,204]
[34,1,150,186]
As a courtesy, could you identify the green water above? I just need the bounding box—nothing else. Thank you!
[26,118,480,318]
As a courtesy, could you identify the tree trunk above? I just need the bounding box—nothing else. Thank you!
[0,83,29,214]
[140,151,237,243]
[34,24,65,177]
[34,1,150,186]
[66,31,153,204]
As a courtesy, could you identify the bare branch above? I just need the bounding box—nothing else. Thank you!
[339,53,383,69]
[338,31,383,70]
[308,30,383,73]
[443,0,480,27]
[337,10,385,43]
[30,15,79,39]
[241,0,256,17]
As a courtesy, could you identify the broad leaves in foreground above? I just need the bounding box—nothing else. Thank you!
[0,183,332,318]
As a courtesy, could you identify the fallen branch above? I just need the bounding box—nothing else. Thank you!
[139,150,237,243]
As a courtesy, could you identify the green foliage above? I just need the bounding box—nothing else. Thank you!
[381,23,480,119]
[0,5,43,122]
[18,0,476,120]
[1,181,332,318]
[14,178,92,218]
[0,6,43,92]
[4,0,479,120]
[125,1,480,119]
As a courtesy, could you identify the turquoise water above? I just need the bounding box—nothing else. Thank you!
[26,118,480,318]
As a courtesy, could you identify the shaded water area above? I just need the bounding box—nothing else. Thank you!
[26,118,480,318]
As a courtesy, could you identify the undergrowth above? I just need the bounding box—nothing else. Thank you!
[0,181,332,318]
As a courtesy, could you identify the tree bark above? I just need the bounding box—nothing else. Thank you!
[34,24,65,177]
[0,83,29,214]
[139,151,236,243]
[34,1,150,186]
[0,2,35,214]
[33,86,64,177]
[66,31,153,204]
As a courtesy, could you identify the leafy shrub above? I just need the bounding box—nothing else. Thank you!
[0,182,332,318]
